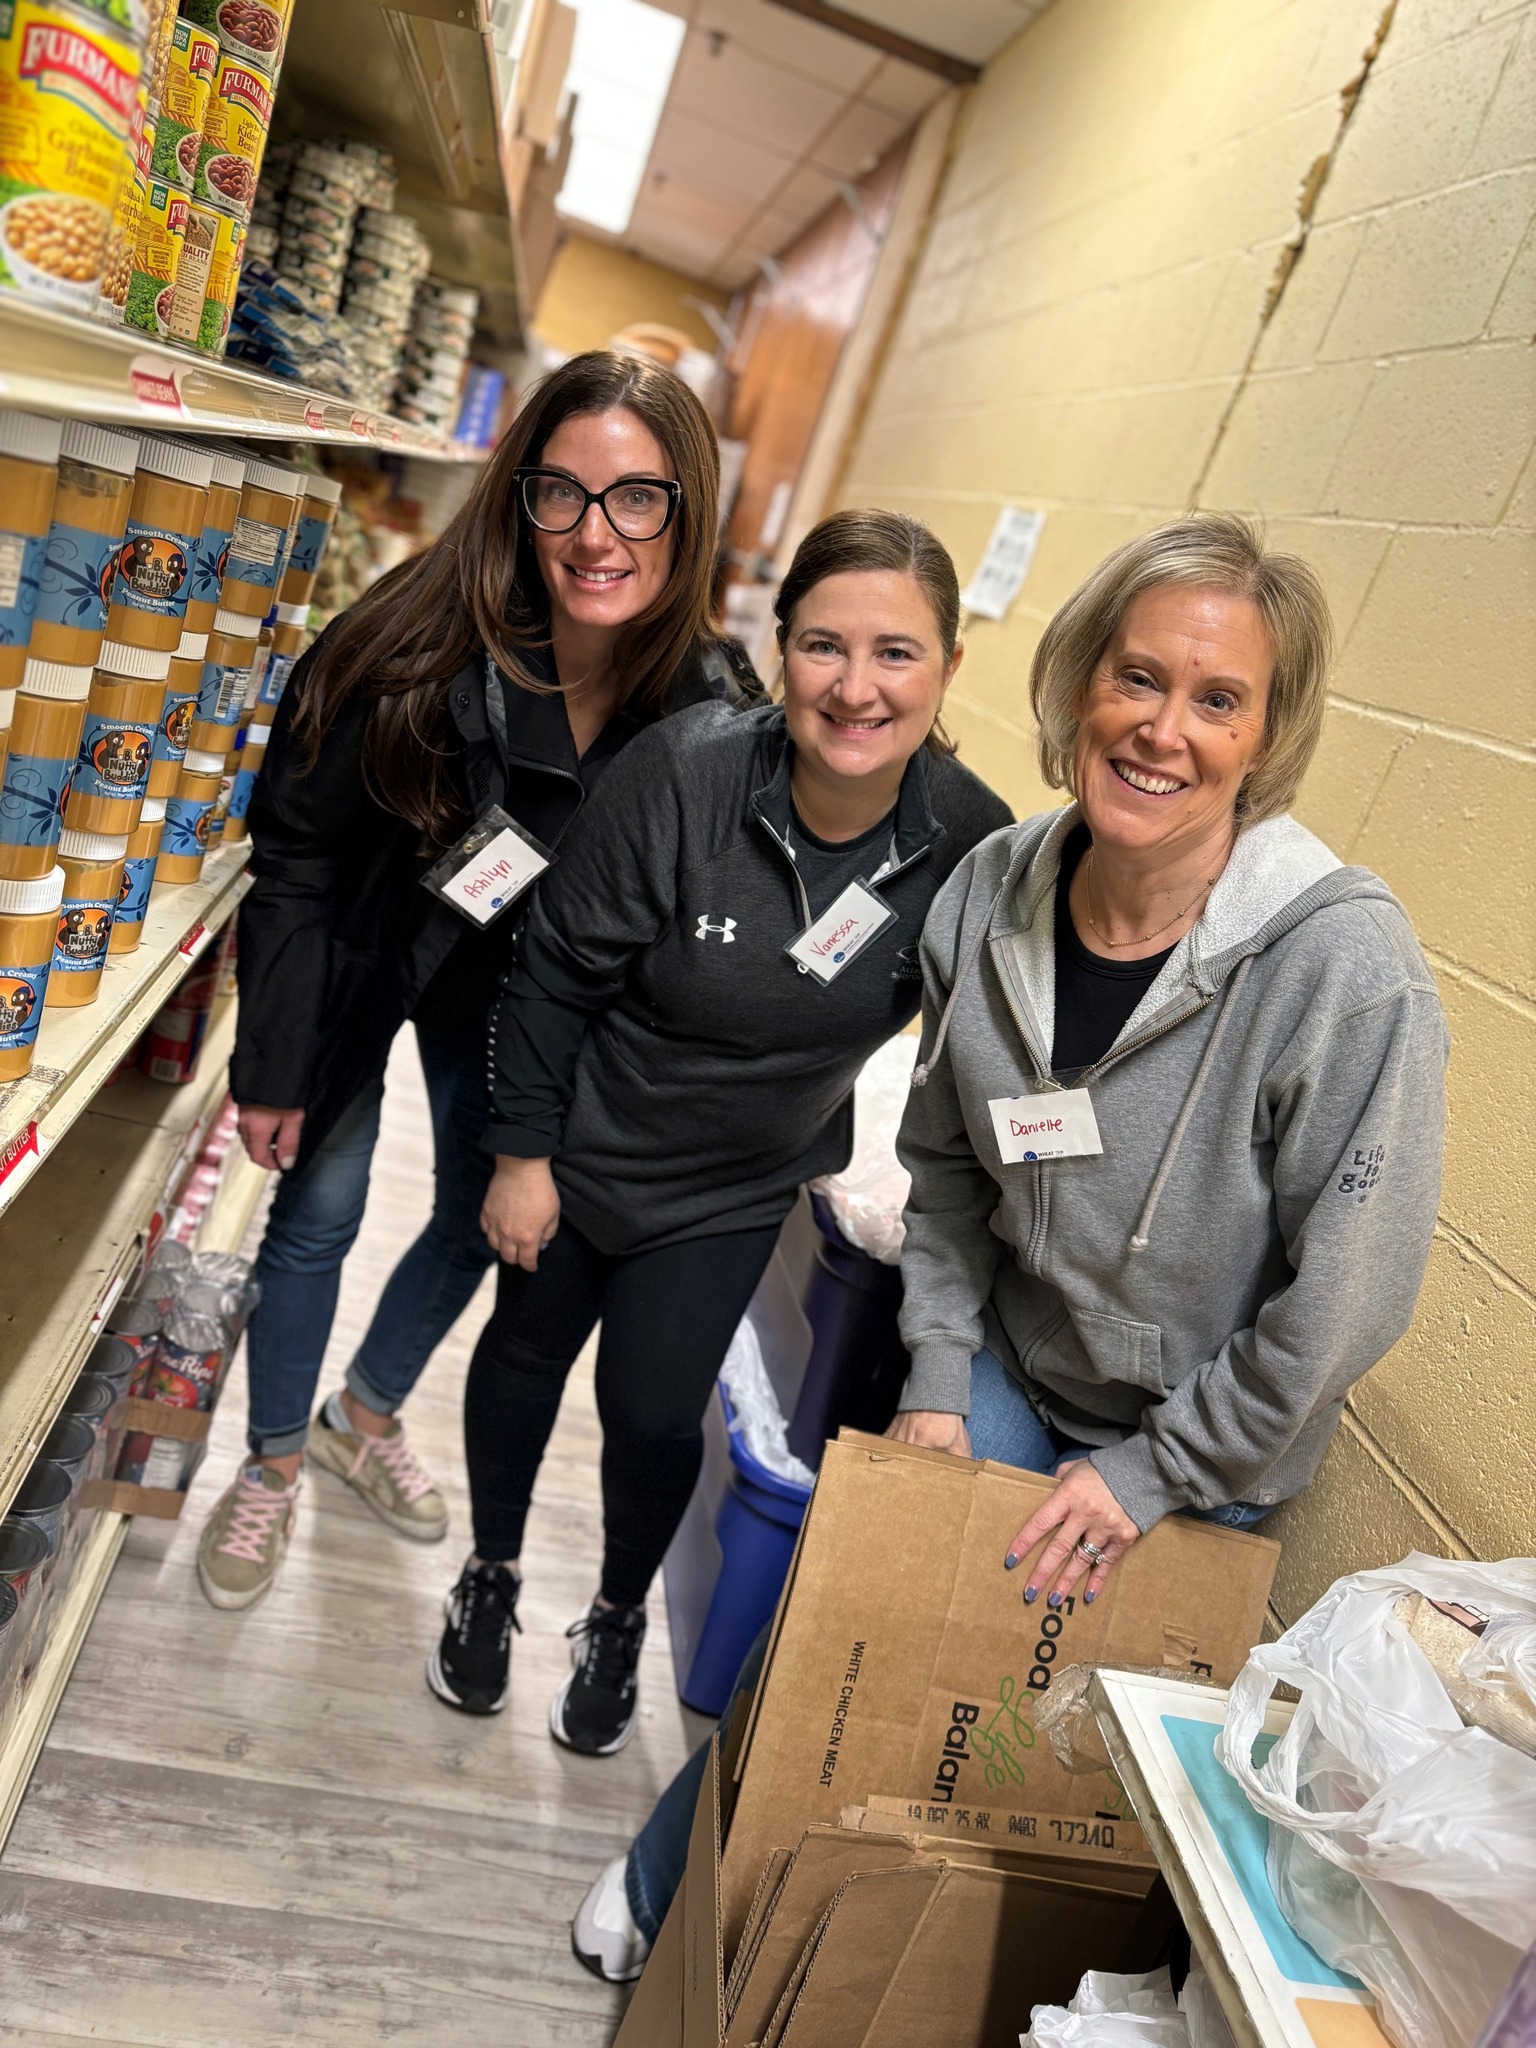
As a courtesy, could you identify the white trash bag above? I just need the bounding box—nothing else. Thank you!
[812,1034,916,1264]
[1216,1554,1536,2048]
[1020,1967,1235,2048]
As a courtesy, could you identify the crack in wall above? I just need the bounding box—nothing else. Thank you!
[1187,0,1400,510]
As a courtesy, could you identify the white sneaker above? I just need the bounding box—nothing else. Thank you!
[572,1855,650,1983]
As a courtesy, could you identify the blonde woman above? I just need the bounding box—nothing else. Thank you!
[891,515,1448,1604]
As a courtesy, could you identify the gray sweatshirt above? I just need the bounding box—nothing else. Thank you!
[896,805,1449,1531]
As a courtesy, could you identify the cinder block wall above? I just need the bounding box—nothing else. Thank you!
[839,0,1535,1618]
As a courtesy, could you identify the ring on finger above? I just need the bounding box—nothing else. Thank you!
[1077,1539,1106,1565]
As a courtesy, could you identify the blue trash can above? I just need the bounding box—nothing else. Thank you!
[665,1383,810,1715]
[785,1190,909,1469]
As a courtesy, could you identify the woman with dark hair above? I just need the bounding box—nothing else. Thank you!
[427,508,1013,1753]
[198,350,762,1612]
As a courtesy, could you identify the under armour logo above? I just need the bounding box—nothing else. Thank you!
[695,914,737,943]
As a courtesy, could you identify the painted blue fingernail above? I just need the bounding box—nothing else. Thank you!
[1047,1592,1062,1610]
[1084,1589,1097,1604]
[1023,1585,1038,1603]
[1004,1554,1019,1571]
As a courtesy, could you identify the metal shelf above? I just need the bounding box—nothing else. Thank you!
[0,296,486,459]
[0,842,250,1222]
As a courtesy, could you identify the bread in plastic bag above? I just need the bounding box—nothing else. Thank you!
[1216,1553,1536,2048]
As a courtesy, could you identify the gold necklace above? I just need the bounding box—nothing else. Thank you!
[1083,846,1217,949]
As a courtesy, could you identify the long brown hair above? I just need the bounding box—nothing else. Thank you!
[773,508,960,756]
[291,350,722,841]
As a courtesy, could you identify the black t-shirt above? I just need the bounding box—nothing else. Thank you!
[1052,825,1174,1073]
[785,801,897,919]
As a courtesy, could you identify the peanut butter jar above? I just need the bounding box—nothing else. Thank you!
[220,458,301,619]
[32,422,139,669]
[65,642,171,835]
[223,713,269,844]
[0,410,62,692]
[105,438,214,655]
[150,628,206,797]
[0,684,13,784]
[0,659,94,880]
[189,607,257,751]
[278,471,341,609]
[183,449,244,637]
[0,865,64,1078]
[110,797,165,955]
[48,827,129,1007]
[157,748,222,883]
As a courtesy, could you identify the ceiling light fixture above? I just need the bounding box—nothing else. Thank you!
[556,0,686,236]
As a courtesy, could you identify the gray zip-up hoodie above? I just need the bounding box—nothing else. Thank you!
[896,804,1449,1531]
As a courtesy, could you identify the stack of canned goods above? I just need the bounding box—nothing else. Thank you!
[395,281,480,434]
[274,140,368,314]
[341,207,431,411]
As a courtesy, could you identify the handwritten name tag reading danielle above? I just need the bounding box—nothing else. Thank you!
[988,1088,1103,1163]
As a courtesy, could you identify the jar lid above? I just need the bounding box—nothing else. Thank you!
[0,408,63,467]
[136,437,216,492]
[301,473,343,506]
[183,748,225,773]
[0,866,65,915]
[59,827,129,861]
[140,796,167,823]
[59,419,139,476]
[244,719,272,744]
[97,640,173,681]
[274,602,309,627]
[21,658,93,701]
[214,607,262,639]
[209,450,246,490]
[177,629,209,661]
[242,459,302,498]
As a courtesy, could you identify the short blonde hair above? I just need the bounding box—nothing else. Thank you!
[1029,515,1333,823]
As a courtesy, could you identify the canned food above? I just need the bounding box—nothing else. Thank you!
[124,173,187,336]
[196,198,243,353]
[165,194,214,342]
[95,83,150,322]
[193,51,271,221]
[0,1,143,312]
[181,0,290,74]
[149,19,216,193]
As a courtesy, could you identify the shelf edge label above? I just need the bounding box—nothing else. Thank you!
[0,1119,48,1196]
[128,355,186,415]
[178,919,209,958]
[303,401,326,433]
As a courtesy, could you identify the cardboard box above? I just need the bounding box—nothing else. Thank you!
[618,1432,1277,2047]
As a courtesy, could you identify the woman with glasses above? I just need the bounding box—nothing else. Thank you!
[197,351,762,1614]
[426,509,1012,1755]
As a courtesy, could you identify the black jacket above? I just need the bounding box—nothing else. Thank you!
[231,631,763,1166]
[487,703,1014,1253]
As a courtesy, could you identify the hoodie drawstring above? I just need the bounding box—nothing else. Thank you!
[1129,954,1254,1253]
[910,877,1013,1089]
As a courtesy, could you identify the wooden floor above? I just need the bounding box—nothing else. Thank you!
[0,1033,712,2046]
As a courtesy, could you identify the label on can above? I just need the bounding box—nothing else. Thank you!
[193,54,272,219]
[197,198,244,352]
[153,679,197,763]
[53,894,115,972]
[225,512,283,588]
[287,511,330,576]
[162,788,213,856]
[182,0,292,76]
[36,519,117,635]
[125,176,189,336]
[0,748,72,847]
[197,658,247,725]
[0,3,142,311]
[111,521,195,616]
[0,959,48,1050]
[167,193,215,340]
[149,20,216,192]
[142,1435,188,1487]
[116,847,155,928]
[75,710,154,800]
[0,527,44,643]
[257,648,295,707]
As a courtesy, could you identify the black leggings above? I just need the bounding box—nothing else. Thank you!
[464,1217,782,1606]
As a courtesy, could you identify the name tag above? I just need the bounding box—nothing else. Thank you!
[784,879,896,985]
[420,805,553,928]
[988,1088,1102,1163]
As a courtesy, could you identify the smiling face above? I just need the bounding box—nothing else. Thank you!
[1073,583,1273,861]
[781,568,958,790]
[529,406,678,636]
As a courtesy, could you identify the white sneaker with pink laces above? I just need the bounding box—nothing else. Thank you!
[197,1464,299,1610]
[306,1393,448,1542]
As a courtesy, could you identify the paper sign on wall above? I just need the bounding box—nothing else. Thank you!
[961,506,1046,620]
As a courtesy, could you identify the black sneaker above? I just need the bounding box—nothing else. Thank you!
[426,1559,521,1715]
[550,1600,647,1755]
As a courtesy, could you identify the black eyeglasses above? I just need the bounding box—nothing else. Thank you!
[515,467,682,542]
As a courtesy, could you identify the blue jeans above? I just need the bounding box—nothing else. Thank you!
[968,1346,1273,1531]
[244,1014,497,1455]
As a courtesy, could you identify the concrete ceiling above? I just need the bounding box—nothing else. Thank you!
[586,0,1051,290]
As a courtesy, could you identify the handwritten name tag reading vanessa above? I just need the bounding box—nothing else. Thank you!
[784,878,897,986]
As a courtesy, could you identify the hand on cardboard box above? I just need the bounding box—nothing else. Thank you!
[884,1409,973,1458]
[1005,1458,1140,1607]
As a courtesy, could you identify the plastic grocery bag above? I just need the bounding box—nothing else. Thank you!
[1020,1967,1235,2048]
[812,1034,916,1264]
[718,1316,815,1489]
[1216,1554,1536,2048]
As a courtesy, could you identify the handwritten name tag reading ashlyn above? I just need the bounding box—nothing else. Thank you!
[439,827,549,926]
[784,879,897,986]
[988,1088,1102,1163]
